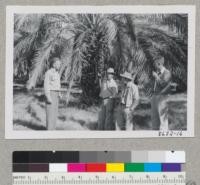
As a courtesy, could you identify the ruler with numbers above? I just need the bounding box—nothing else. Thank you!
[13,172,185,185]
[12,151,186,185]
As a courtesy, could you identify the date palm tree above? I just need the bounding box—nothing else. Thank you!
[14,13,188,105]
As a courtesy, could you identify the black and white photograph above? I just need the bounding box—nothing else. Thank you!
[5,6,195,138]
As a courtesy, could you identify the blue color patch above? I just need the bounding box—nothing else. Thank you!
[144,163,161,172]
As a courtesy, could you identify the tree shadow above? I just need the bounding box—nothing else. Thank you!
[69,117,98,130]
[33,94,46,103]
[136,99,151,110]
[133,114,152,130]
[59,100,81,109]
[26,106,42,122]
[58,115,67,122]
[14,119,46,130]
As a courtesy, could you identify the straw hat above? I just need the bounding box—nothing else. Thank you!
[107,68,115,74]
[120,71,133,80]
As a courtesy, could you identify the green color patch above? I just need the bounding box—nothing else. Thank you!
[125,163,144,172]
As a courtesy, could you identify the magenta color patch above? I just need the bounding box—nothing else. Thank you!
[68,163,86,172]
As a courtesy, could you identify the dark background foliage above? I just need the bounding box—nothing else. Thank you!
[13,13,188,105]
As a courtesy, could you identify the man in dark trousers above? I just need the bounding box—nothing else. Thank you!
[44,57,61,130]
[98,68,118,130]
[151,56,172,130]
[116,71,139,130]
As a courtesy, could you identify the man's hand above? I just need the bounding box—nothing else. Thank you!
[46,97,52,104]
[152,71,158,78]
[152,71,160,81]
[59,93,62,99]
[97,72,101,78]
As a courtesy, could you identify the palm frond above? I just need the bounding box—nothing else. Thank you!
[26,40,54,89]
[134,14,188,39]
[14,14,42,33]
[136,26,187,94]
[14,31,37,63]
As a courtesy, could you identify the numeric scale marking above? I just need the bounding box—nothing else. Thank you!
[13,172,185,185]
[12,151,186,185]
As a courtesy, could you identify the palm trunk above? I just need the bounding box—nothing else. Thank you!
[65,76,74,105]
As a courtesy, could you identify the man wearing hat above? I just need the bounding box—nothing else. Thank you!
[151,56,172,130]
[98,68,118,130]
[116,71,139,130]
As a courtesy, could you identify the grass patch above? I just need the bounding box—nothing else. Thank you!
[13,88,187,131]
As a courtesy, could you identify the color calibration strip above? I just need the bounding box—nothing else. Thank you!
[13,151,185,185]
[13,151,185,173]
[13,151,185,163]
[13,163,182,172]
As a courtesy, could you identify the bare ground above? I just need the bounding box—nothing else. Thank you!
[13,87,187,131]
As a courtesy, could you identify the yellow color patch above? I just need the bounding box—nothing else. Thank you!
[106,163,124,172]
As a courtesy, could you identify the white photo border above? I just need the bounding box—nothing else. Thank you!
[5,5,196,139]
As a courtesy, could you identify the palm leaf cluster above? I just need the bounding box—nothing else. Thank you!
[13,13,188,105]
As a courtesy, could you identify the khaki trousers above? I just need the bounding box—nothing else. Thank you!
[98,98,115,130]
[151,95,169,131]
[116,105,133,130]
[46,91,59,130]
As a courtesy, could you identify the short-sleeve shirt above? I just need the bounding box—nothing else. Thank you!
[99,78,118,99]
[121,81,139,108]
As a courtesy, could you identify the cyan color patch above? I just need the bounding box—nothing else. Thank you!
[144,163,161,172]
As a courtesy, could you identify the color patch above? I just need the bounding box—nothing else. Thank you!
[96,152,115,162]
[162,163,181,172]
[125,163,144,172]
[79,152,98,162]
[131,151,148,162]
[148,151,165,162]
[49,163,67,172]
[13,151,79,163]
[106,163,124,172]
[86,163,106,172]
[144,163,161,172]
[114,152,131,162]
[68,163,86,172]
[13,164,29,172]
[165,151,185,163]
[29,164,49,172]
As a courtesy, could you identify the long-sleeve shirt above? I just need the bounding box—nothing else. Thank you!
[121,81,139,108]
[44,68,61,98]
[99,78,118,99]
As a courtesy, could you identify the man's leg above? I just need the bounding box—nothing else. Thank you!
[151,95,161,130]
[98,103,106,130]
[105,99,115,130]
[158,95,169,131]
[115,105,126,130]
[124,108,133,130]
[46,91,58,130]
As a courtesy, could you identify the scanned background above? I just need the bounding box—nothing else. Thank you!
[0,0,199,184]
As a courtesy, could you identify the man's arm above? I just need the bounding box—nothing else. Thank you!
[130,86,139,111]
[159,70,172,94]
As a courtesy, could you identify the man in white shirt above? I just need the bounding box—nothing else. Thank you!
[98,68,118,130]
[116,71,139,130]
[44,57,61,130]
[151,56,172,130]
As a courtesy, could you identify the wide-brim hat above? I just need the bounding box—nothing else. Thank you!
[107,68,115,74]
[120,71,133,80]
[154,56,164,65]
